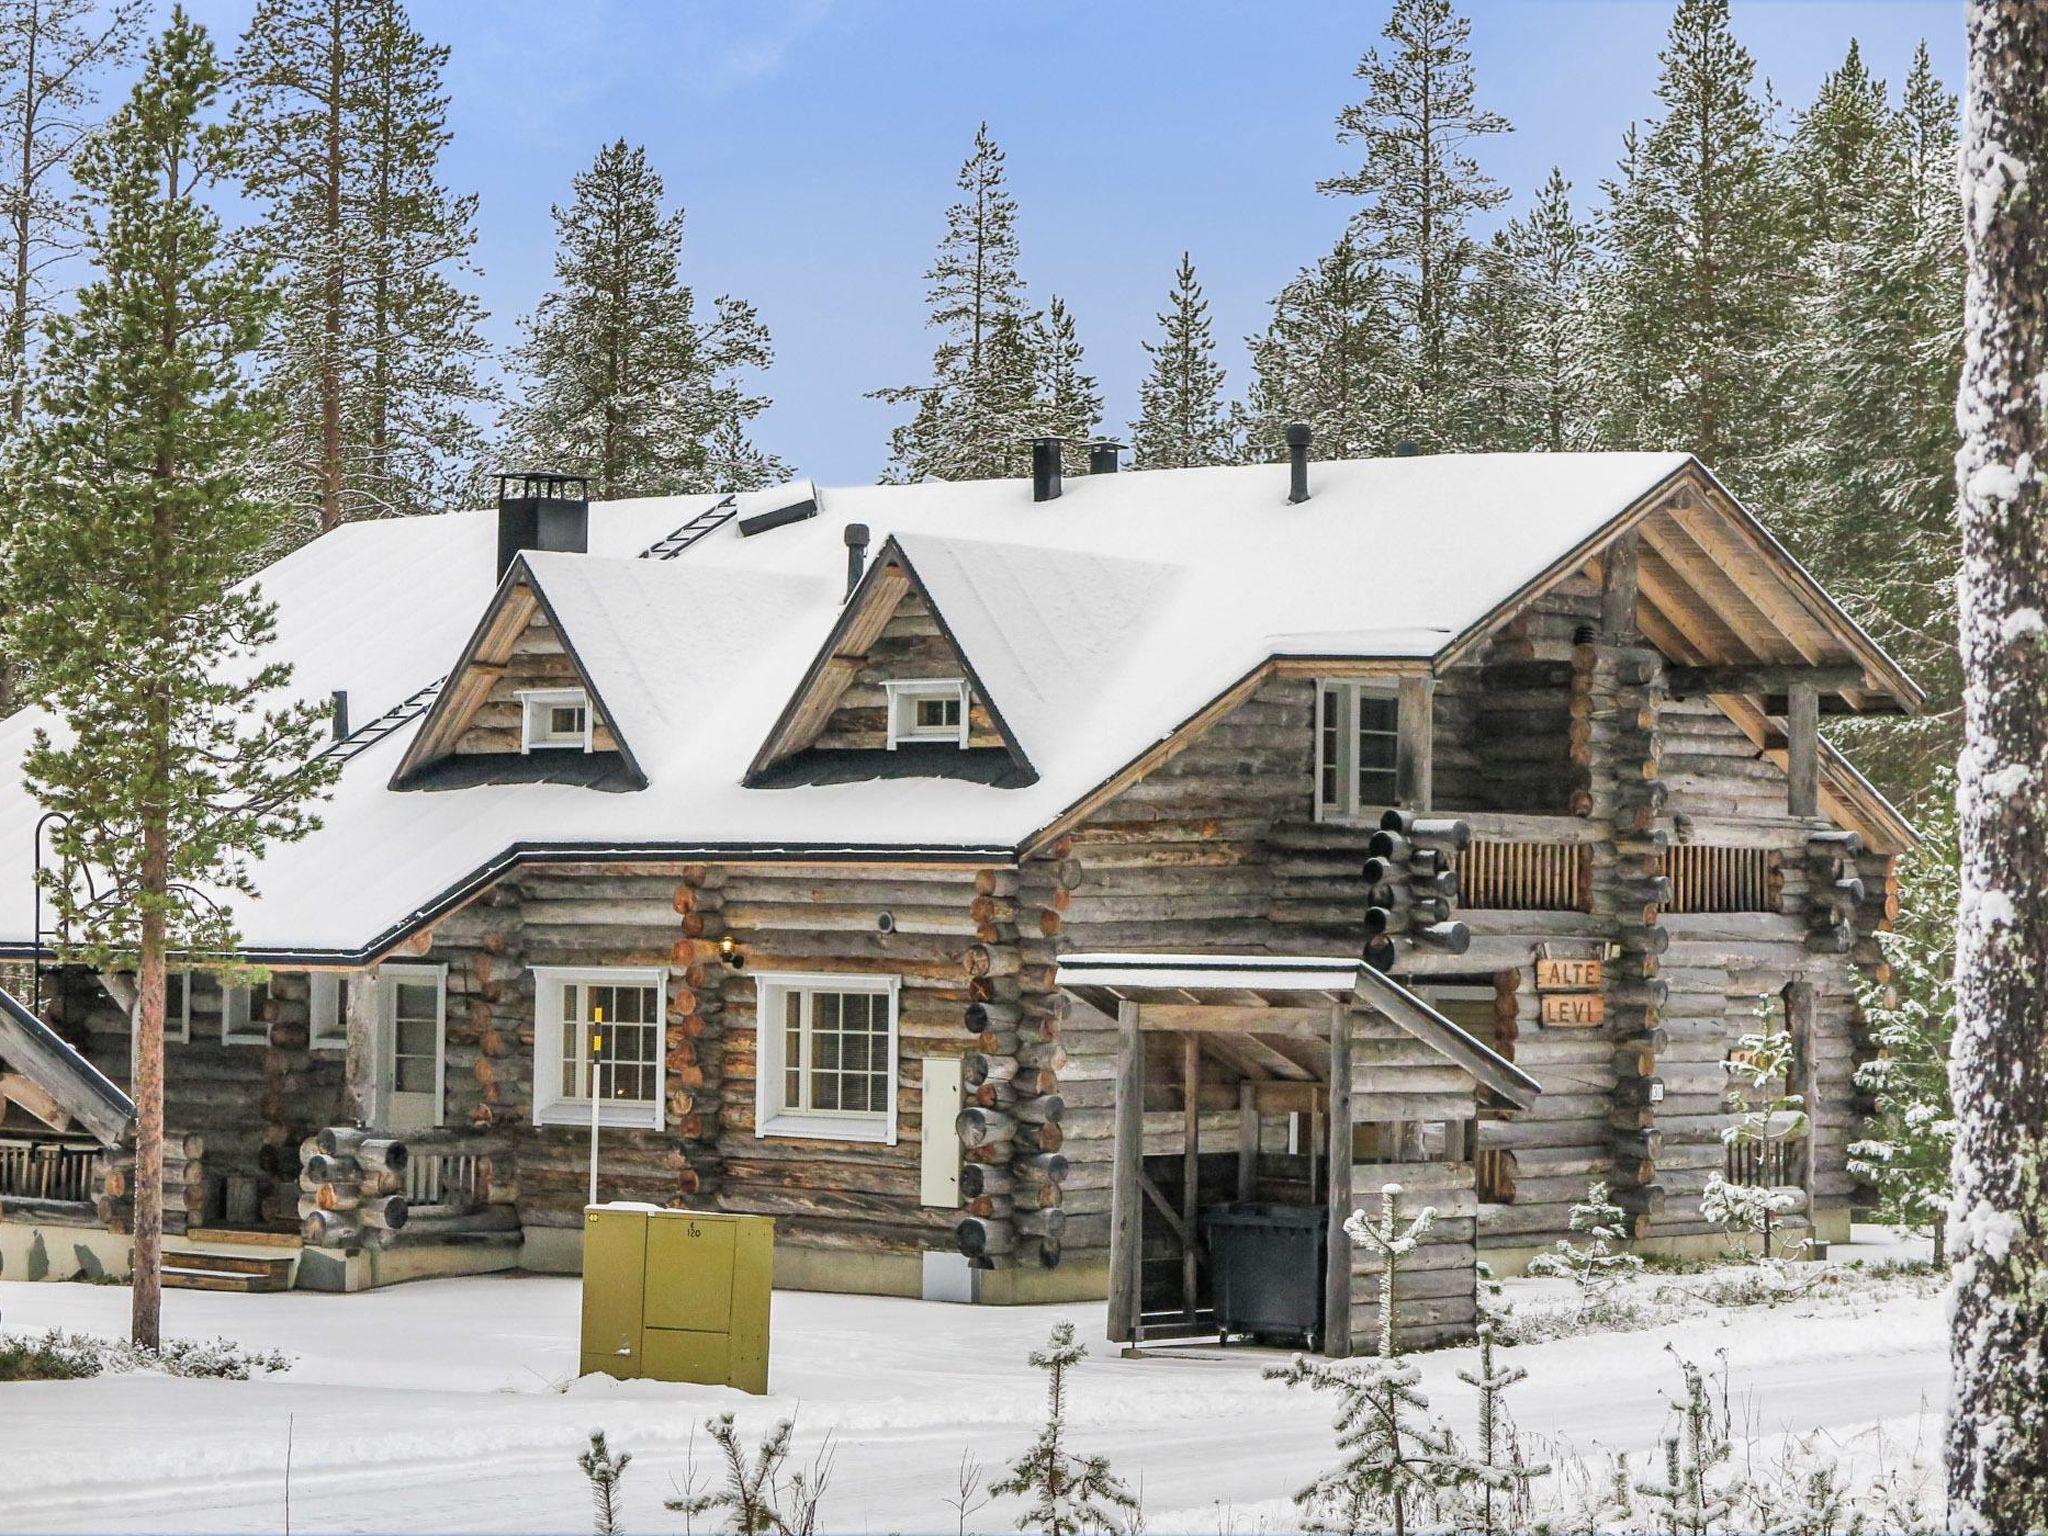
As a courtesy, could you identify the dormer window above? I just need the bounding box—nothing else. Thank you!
[521,688,592,752]
[885,679,969,749]
[1315,679,1401,820]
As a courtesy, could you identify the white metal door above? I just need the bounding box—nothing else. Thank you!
[377,964,445,1131]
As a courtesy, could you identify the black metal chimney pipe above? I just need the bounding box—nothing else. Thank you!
[496,472,590,578]
[1030,437,1063,502]
[1285,422,1312,503]
[1087,440,1122,475]
[330,689,350,743]
[843,522,871,600]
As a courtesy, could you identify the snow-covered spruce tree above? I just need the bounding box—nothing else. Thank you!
[505,139,781,501]
[1771,43,1964,803]
[872,123,1043,484]
[0,6,335,1349]
[1454,1324,1547,1536]
[1494,167,1597,453]
[1033,295,1100,470]
[1525,1180,1643,1310]
[1236,233,1405,463]
[234,0,495,539]
[1318,0,1510,449]
[1633,1351,1731,1535]
[1269,1185,1472,1536]
[989,1322,1136,1536]
[1949,3,2048,1525]
[1596,0,1787,495]
[1848,770,1958,1263]
[1129,252,1232,469]
[578,1430,630,1536]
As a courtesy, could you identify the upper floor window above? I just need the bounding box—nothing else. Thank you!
[1315,680,1400,821]
[521,688,592,752]
[885,679,969,749]
[754,972,900,1144]
[531,967,665,1130]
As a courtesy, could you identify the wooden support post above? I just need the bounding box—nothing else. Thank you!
[1236,1081,1257,1202]
[1396,674,1435,811]
[1107,1001,1143,1345]
[1787,980,1819,1210]
[1181,1031,1199,1322]
[343,970,380,1129]
[1787,682,1820,818]
[1601,531,1641,638]
[1324,1002,1353,1359]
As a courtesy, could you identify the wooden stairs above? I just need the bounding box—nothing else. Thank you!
[160,1228,301,1293]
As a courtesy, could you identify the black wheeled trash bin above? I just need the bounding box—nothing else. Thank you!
[1201,1202,1327,1349]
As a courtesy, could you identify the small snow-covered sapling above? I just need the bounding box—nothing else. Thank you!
[1455,1323,1549,1536]
[990,1322,1138,1536]
[1525,1180,1643,1314]
[579,1429,631,1536]
[664,1413,833,1536]
[1633,1350,1732,1536]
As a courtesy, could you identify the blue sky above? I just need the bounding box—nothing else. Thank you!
[176,0,1963,486]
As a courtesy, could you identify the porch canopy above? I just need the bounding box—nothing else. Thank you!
[1057,953,1538,1357]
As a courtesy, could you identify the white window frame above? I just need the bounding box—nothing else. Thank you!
[379,962,448,1127]
[222,981,269,1047]
[531,965,667,1131]
[308,972,346,1052]
[1314,678,1402,822]
[754,971,901,1145]
[519,687,594,753]
[883,678,970,750]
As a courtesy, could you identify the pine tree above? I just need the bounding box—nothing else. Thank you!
[1130,252,1232,469]
[0,0,145,426]
[1525,1180,1644,1310]
[1848,770,1958,1263]
[872,123,1042,483]
[990,1323,1136,1536]
[1033,295,1100,468]
[0,0,146,715]
[1454,1324,1547,1536]
[1510,169,1597,452]
[1633,1351,1732,1535]
[665,1413,833,1536]
[1771,44,1964,804]
[1237,233,1404,463]
[234,0,495,540]
[1597,0,1786,493]
[505,139,781,500]
[1951,10,2048,1510]
[1319,0,1510,448]
[1270,1186,1470,1536]
[578,1430,631,1536]
[0,6,335,1349]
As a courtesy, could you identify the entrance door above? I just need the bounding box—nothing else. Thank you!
[377,964,445,1131]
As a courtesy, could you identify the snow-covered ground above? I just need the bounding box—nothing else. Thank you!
[0,1228,1945,1534]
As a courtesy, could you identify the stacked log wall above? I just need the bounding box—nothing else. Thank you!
[451,609,622,756]
[812,591,1006,751]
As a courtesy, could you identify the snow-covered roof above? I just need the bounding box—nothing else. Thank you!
[0,451,1910,959]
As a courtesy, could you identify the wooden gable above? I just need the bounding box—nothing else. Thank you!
[390,562,645,790]
[747,540,1033,782]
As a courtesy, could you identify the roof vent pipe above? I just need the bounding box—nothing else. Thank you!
[1393,438,1420,457]
[843,522,871,600]
[1030,436,1063,502]
[1087,440,1123,475]
[330,690,349,743]
[1285,422,1311,503]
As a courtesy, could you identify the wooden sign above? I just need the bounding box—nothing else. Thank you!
[1540,993,1605,1027]
[1536,956,1603,992]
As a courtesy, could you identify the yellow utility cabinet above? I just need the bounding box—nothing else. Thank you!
[578,1204,773,1394]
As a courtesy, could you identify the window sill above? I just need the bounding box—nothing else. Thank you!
[758,1112,895,1146]
[536,1102,662,1132]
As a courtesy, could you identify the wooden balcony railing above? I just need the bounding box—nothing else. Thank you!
[1724,1135,1798,1189]
[1456,839,1592,912]
[0,1135,97,1205]
[1664,844,1780,914]
[405,1146,491,1211]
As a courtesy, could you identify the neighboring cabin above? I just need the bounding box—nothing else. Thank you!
[0,442,1916,1353]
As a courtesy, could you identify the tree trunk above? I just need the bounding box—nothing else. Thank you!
[1950,4,2048,1527]
[131,828,168,1351]
[318,0,345,533]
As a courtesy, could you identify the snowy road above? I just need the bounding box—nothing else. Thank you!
[0,1236,1945,1533]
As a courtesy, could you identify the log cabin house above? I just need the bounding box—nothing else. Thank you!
[0,438,1918,1352]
